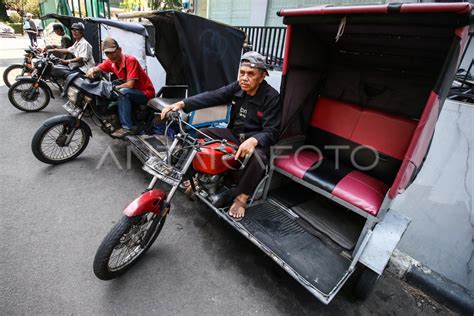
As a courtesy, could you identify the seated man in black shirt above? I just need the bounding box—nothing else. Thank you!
[161,51,281,220]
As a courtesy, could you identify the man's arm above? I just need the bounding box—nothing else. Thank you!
[50,48,70,54]
[160,81,240,120]
[67,41,93,66]
[116,79,136,90]
[183,81,240,113]
[86,60,112,78]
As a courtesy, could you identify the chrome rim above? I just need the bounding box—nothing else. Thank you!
[6,67,23,86]
[11,82,47,111]
[108,214,163,271]
[39,123,86,161]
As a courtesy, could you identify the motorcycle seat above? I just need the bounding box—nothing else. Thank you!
[148,97,189,122]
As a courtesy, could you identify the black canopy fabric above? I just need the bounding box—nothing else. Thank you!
[88,17,149,37]
[40,14,154,62]
[144,11,245,96]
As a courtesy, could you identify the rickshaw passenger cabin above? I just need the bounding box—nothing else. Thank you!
[242,3,473,304]
[273,3,471,218]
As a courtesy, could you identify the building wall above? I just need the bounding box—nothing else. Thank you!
[207,0,252,25]
[203,0,416,27]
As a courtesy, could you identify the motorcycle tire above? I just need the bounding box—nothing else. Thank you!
[3,64,25,88]
[31,116,90,164]
[8,80,50,112]
[93,213,167,280]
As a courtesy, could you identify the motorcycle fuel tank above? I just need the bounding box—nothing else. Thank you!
[193,141,239,175]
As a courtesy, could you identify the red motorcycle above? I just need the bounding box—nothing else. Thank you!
[93,112,251,279]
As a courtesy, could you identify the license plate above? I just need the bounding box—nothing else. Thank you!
[62,101,81,117]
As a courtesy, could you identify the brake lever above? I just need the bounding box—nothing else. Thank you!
[167,111,180,121]
[221,151,252,171]
[239,154,251,170]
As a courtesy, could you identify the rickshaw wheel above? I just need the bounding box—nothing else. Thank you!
[352,267,380,300]
[93,213,167,280]
[8,80,50,112]
[3,64,24,88]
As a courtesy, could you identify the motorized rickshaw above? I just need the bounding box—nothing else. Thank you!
[92,3,472,305]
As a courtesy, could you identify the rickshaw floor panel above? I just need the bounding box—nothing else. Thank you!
[292,197,365,251]
[269,185,315,207]
[241,201,351,295]
[270,185,364,251]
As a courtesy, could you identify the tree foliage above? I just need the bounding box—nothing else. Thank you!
[149,0,182,11]
[9,11,21,22]
[119,0,181,12]
[120,0,145,11]
[3,0,40,18]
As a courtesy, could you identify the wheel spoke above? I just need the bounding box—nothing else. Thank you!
[11,82,48,111]
[106,215,163,271]
[39,124,86,161]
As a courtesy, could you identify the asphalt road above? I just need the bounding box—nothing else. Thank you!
[0,36,454,315]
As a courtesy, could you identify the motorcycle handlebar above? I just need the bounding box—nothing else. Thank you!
[163,113,250,170]
[112,86,123,96]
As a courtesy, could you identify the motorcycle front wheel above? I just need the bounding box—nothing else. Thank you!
[31,116,90,164]
[3,64,25,88]
[8,80,50,112]
[93,213,167,280]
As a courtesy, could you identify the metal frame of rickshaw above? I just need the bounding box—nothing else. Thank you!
[121,5,471,305]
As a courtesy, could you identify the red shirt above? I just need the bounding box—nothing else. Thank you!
[98,54,155,100]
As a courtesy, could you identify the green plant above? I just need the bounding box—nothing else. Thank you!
[5,22,22,34]
[9,11,20,23]
[120,0,142,11]
[3,0,40,18]
[149,0,182,10]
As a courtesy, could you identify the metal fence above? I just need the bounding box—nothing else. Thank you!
[237,26,287,70]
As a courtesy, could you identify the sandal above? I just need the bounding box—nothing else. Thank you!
[228,196,247,221]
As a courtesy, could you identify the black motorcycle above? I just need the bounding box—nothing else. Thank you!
[3,46,39,88]
[31,75,153,164]
[7,52,69,112]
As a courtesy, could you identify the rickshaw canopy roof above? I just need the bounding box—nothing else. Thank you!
[278,2,472,17]
[40,14,153,61]
[141,10,246,96]
[87,17,150,38]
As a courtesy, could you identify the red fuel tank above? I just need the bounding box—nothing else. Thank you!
[193,141,239,175]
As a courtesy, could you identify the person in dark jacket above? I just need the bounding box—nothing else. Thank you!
[23,13,37,47]
[161,51,281,220]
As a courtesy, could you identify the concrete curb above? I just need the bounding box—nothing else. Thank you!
[388,250,474,314]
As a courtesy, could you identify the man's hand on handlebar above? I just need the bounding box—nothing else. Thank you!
[161,101,185,120]
[235,137,258,160]
[86,67,99,79]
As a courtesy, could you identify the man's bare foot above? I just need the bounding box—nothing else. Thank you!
[229,194,249,220]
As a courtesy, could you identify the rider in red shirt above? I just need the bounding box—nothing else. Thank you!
[87,37,155,138]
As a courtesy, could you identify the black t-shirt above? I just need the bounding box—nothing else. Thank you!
[232,94,248,135]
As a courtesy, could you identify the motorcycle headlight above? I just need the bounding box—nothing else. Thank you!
[67,86,80,105]
[35,61,44,69]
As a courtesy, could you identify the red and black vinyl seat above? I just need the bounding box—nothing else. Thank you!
[275,97,417,216]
